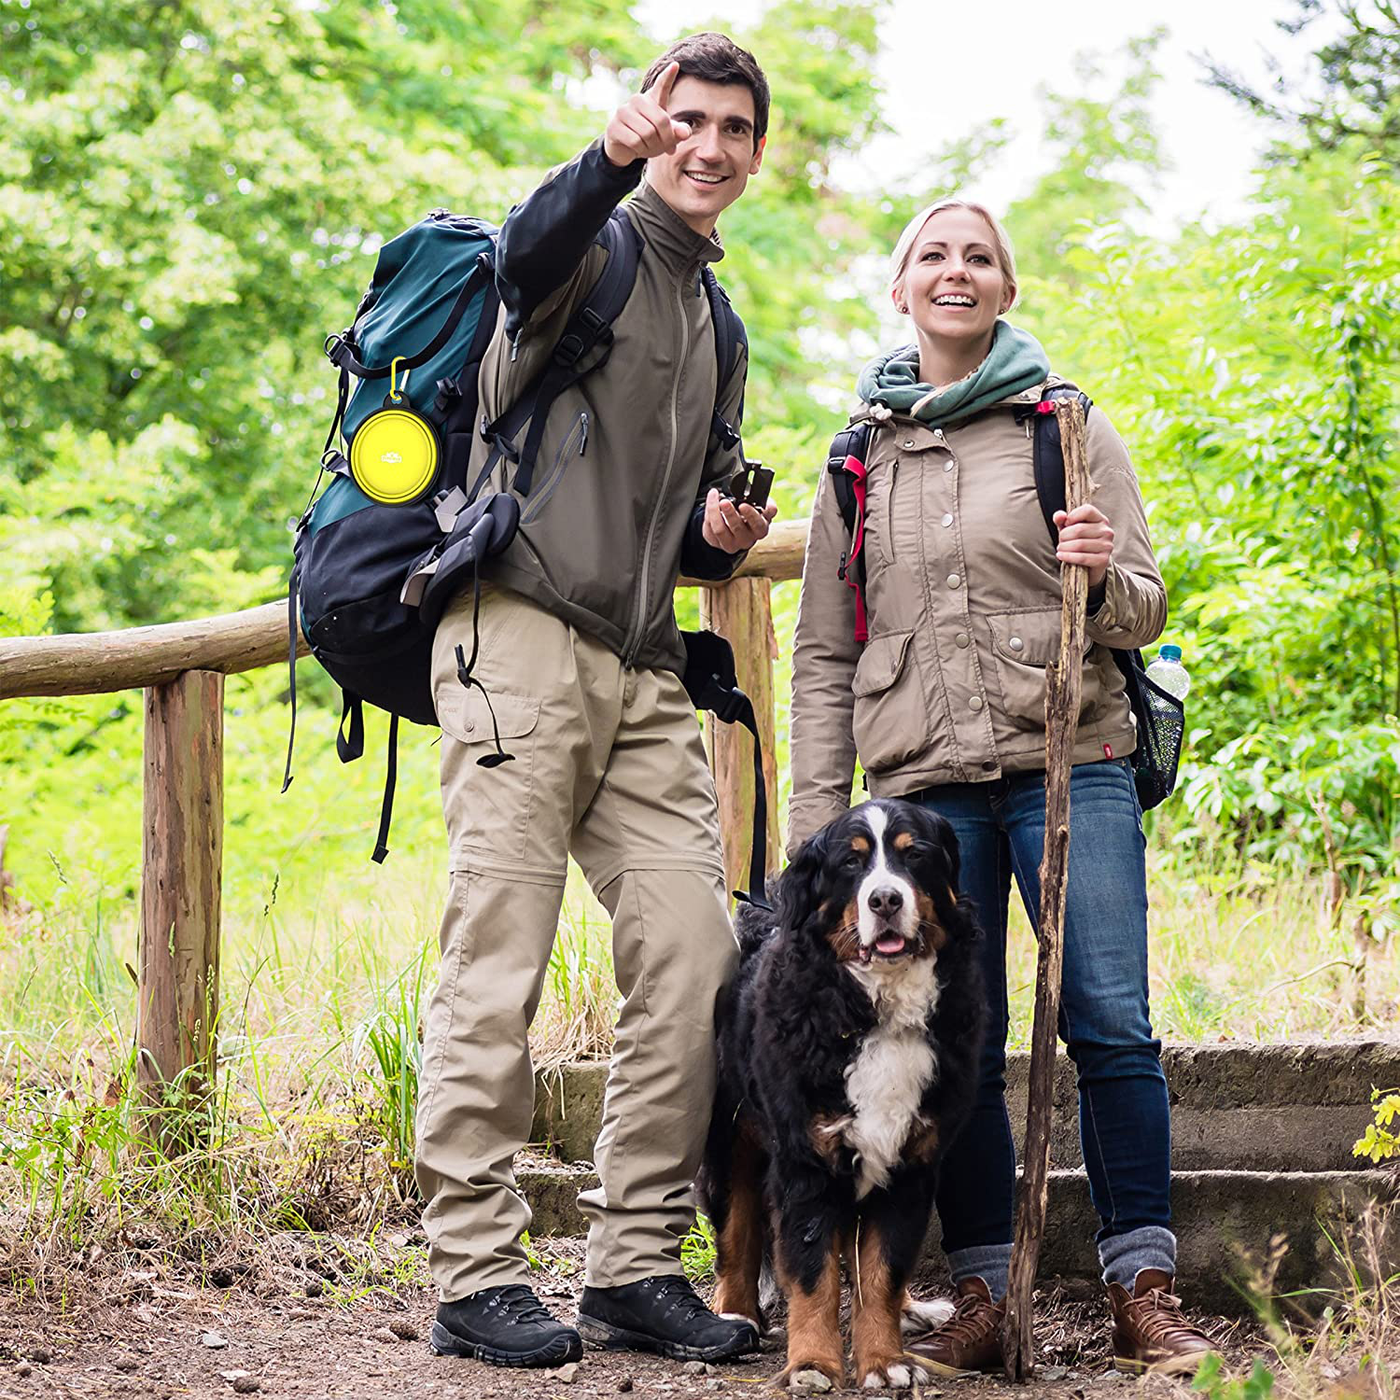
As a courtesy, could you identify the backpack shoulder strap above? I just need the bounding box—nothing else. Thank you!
[826,420,875,536]
[1019,384,1092,544]
[702,267,746,452]
[825,418,877,643]
[482,209,643,499]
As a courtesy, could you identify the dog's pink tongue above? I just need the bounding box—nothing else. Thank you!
[876,933,906,955]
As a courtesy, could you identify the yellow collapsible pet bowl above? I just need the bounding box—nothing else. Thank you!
[349,404,439,506]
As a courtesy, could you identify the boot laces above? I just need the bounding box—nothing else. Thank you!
[646,1275,713,1326]
[941,1289,1000,1345]
[494,1284,553,1325]
[1127,1287,1196,1342]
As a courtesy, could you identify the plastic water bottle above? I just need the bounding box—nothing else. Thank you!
[1145,643,1191,700]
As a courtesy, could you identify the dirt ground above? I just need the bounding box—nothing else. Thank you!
[0,1237,1256,1400]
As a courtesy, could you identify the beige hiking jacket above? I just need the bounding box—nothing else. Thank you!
[787,382,1167,853]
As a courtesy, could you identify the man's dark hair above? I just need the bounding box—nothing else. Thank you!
[641,32,770,148]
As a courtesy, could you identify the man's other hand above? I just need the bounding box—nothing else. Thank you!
[701,488,777,554]
[603,62,693,167]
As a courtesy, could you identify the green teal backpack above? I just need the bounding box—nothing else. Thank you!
[285,207,764,888]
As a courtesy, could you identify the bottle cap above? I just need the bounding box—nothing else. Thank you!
[1159,643,1182,663]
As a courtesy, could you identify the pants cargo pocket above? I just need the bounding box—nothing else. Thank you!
[436,682,542,864]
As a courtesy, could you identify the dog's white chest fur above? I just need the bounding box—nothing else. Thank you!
[841,956,941,1198]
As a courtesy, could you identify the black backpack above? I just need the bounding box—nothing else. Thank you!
[825,386,1184,810]
[285,205,770,898]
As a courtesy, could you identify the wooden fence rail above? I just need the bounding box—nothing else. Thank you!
[0,519,808,1130]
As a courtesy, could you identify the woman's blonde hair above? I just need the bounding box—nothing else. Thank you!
[889,199,1018,310]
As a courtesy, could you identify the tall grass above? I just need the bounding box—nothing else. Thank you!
[1187,1200,1400,1400]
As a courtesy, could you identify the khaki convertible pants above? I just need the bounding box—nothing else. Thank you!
[415,584,738,1302]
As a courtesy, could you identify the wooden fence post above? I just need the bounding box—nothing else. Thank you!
[137,669,223,1141]
[700,577,781,897]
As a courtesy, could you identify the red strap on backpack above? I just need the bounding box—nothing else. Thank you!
[840,454,870,643]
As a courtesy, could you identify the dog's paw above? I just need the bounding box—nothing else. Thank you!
[900,1295,955,1336]
[719,1311,762,1335]
[860,1359,931,1390]
[787,1368,838,1392]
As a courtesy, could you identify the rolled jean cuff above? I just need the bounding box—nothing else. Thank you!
[946,1242,1013,1302]
[1098,1225,1177,1289]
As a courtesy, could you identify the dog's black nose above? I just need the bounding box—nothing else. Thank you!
[867,885,904,918]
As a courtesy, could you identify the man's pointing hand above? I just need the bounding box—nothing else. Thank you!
[603,61,692,167]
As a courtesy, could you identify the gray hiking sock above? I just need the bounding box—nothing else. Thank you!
[1098,1226,1178,1290]
[946,1242,1013,1301]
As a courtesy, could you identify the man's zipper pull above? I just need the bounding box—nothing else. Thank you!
[578,412,589,456]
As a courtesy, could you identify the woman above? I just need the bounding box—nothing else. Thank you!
[787,199,1215,1376]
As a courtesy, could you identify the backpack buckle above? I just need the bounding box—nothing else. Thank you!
[324,332,354,368]
[554,331,585,366]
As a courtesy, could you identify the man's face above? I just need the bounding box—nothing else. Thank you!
[644,75,765,236]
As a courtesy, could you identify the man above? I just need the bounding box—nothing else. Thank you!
[414,33,777,1370]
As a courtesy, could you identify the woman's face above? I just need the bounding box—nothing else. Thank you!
[894,206,1011,352]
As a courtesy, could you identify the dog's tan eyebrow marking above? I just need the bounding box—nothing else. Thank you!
[850,836,871,854]
[892,831,915,851]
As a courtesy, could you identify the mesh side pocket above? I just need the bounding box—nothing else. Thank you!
[1122,657,1184,810]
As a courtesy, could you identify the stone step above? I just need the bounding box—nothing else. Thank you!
[533,1040,1400,1173]
[516,1161,1396,1314]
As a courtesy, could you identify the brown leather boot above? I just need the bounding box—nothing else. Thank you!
[1108,1270,1216,1375]
[906,1277,1007,1377]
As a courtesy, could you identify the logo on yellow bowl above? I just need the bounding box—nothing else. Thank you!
[350,406,438,505]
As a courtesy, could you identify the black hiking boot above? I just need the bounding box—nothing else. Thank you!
[577,1274,760,1362]
[430,1283,583,1367]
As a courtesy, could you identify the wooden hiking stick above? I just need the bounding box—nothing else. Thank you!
[1002,396,1092,1380]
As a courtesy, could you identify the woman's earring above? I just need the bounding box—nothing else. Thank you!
[898,303,908,314]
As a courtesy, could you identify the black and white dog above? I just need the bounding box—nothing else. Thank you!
[699,800,985,1391]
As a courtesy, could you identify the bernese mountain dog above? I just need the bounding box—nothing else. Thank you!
[699,799,985,1391]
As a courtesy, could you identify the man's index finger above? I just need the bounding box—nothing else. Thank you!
[651,60,680,108]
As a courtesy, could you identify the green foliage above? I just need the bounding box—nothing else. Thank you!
[1200,0,1400,162]
[682,1211,717,1284]
[1006,32,1169,283]
[1353,1086,1400,1163]
[1191,1354,1276,1400]
[352,939,433,1183]
[1009,135,1400,892]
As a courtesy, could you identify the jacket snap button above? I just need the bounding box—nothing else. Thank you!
[943,460,954,472]
[947,573,961,588]
[969,695,984,712]
[941,513,954,527]
[955,632,970,648]
[1009,636,1024,650]
[904,439,916,449]
[464,719,476,733]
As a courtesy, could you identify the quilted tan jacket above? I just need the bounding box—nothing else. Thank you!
[787,382,1167,853]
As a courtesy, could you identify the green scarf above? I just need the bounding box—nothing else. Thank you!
[855,322,1050,426]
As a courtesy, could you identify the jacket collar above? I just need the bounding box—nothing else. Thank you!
[627,179,725,276]
[850,376,1061,434]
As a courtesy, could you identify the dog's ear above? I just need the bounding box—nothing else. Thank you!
[920,809,962,893]
[775,827,829,932]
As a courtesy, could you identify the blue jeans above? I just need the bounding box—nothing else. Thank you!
[912,759,1174,1292]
